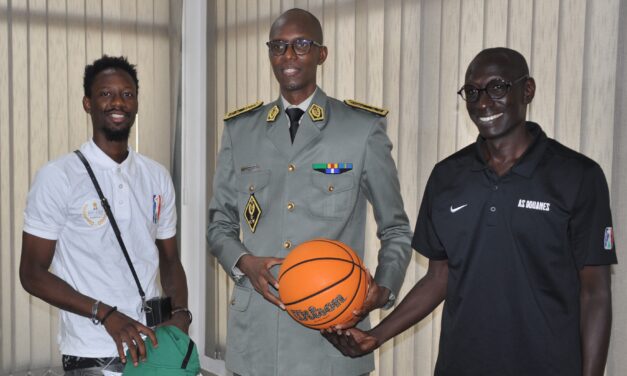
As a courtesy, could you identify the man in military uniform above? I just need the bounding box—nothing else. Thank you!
[207,8,412,376]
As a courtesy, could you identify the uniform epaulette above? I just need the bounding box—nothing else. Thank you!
[224,101,264,121]
[344,99,389,117]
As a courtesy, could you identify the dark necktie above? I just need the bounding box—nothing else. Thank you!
[286,108,305,143]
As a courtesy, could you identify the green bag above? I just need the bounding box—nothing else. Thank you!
[123,326,200,375]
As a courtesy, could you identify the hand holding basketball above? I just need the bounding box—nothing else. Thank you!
[237,254,285,309]
[330,273,391,331]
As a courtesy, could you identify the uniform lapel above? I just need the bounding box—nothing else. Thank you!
[265,100,292,159]
[290,89,329,156]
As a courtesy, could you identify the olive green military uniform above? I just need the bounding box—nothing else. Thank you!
[207,88,412,376]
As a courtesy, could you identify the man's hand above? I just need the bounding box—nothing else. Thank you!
[321,328,380,358]
[237,254,285,309]
[102,310,157,366]
[331,272,390,330]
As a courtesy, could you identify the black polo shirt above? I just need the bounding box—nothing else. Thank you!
[412,122,617,376]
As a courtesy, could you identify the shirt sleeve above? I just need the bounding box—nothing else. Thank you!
[361,117,413,300]
[23,164,70,240]
[412,170,448,260]
[156,167,177,239]
[570,162,617,268]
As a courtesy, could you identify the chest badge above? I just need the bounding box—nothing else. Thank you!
[82,199,108,227]
[244,194,262,233]
[313,163,353,174]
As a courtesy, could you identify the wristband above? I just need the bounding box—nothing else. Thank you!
[100,306,118,325]
[90,300,101,325]
[171,307,193,324]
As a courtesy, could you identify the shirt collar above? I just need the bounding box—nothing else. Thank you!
[472,122,548,178]
[82,139,135,172]
[281,88,317,112]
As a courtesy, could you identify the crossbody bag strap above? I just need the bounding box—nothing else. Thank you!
[74,150,147,310]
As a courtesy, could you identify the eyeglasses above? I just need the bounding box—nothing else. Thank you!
[266,38,323,56]
[457,75,529,102]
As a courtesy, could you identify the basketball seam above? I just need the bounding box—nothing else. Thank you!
[282,261,359,306]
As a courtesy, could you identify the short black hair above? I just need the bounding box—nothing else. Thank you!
[270,8,324,44]
[83,55,139,97]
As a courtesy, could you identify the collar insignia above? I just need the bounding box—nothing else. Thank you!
[344,99,388,117]
[224,100,263,121]
[308,103,324,122]
[266,105,280,122]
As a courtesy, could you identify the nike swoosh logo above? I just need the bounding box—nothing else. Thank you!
[450,204,468,213]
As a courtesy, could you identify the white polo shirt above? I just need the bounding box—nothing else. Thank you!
[23,140,176,357]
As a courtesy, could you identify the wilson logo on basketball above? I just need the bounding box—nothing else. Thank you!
[290,294,346,322]
[278,239,368,330]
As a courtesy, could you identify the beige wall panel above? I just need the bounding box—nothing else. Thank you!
[529,0,559,135]
[354,0,368,99]
[85,0,103,141]
[67,0,89,150]
[214,0,229,356]
[103,0,122,56]
[226,1,237,109]
[457,0,483,149]
[28,0,53,366]
[438,0,461,160]
[335,2,354,98]
[379,1,401,374]
[580,0,619,177]
[236,0,248,107]
[246,0,258,102]
[397,0,424,368]
[153,0,172,169]
[0,0,11,368]
[11,0,31,368]
[416,1,442,372]
[137,0,155,157]
[121,0,139,151]
[554,0,586,150]
[85,0,103,63]
[321,0,336,95]
[507,0,532,63]
[483,0,507,48]
[257,0,273,101]
[49,0,70,160]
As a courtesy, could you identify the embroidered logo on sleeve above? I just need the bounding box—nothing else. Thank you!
[604,227,614,250]
[152,195,162,224]
[82,199,108,227]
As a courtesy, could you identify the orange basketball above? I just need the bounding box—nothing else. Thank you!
[278,239,368,330]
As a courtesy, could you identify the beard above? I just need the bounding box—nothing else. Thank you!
[103,125,132,141]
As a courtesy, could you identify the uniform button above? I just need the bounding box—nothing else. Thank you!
[249,185,255,192]
[287,201,295,211]
[283,240,292,249]
[118,184,123,189]
[328,185,334,192]
[493,185,498,191]
[490,206,496,212]
[288,164,296,172]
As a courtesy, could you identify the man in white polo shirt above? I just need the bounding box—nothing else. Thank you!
[19,56,191,375]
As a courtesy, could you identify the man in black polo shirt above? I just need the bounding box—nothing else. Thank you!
[323,47,617,375]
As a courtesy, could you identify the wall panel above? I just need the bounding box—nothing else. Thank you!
[209,0,627,375]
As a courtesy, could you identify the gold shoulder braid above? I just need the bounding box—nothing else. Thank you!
[343,99,389,117]
[224,101,264,121]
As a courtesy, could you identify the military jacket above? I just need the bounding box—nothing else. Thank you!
[207,88,412,376]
